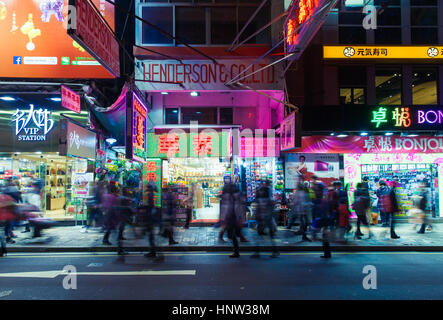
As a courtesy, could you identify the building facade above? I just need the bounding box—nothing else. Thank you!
[285,0,443,219]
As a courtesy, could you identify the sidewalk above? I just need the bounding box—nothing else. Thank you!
[4,222,443,252]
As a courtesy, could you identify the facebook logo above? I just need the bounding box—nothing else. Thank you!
[13,56,22,65]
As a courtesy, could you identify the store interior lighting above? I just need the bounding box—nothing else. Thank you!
[385,132,394,136]
[50,97,62,102]
[360,132,368,136]
[161,92,168,95]
[190,91,199,97]
[337,134,348,138]
[106,138,117,145]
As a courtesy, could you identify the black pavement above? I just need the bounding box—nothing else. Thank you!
[0,251,443,299]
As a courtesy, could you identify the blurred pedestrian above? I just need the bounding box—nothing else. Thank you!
[252,181,279,258]
[0,193,17,257]
[102,184,121,245]
[162,185,178,245]
[220,183,242,258]
[22,179,44,237]
[287,184,312,242]
[183,183,195,229]
[86,181,106,231]
[353,182,373,239]
[376,180,400,239]
[142,183,161,259]
[3,178,22,243]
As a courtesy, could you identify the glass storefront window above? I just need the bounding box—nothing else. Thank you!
[376,67,402,105]
[141,7,173,44]
[176,7,206,44]
[340,88,366,105]
[181,107,217,124]
[412,68,438,105]
[165,108,179,124]
[339,27,366,44]
[219,107,233,125]
[210,7,237,44]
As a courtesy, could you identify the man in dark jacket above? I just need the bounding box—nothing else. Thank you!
[376,181,400,239]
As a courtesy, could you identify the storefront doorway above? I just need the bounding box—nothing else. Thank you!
[362,163,439,218]
[162,157,231,222]
[0,152,92,220]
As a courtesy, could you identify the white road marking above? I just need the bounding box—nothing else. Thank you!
[0,290,12,298]
[0,270,196,278]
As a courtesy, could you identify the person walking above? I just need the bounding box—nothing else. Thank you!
[142,183,161,259]
[287,184,312,241]
[183,183,195,229]
[0,193,17,257]
[252,181,279,258]
[162,185,178,245]
[220,183,242,258]
[376,180,400,239]
[102,184,121,245]
[353,182,373,239]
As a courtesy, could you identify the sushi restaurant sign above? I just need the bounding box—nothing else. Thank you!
[12,104,55,141]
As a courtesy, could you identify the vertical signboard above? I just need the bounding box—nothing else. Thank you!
[280,111,301,151]
[143,159,162,207]
[61,85,81,114]
[126,92,147,162]
[67,0,120,77]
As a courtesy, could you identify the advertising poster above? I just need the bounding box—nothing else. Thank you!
[285,153,339,189]
[0,0,114,78]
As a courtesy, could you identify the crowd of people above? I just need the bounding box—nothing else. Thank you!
[0,174,433,259]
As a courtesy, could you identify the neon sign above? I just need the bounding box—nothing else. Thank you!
[286,0,321,46]
[370,106,443,129]
[12,104,54,141]
[132,93,147,161]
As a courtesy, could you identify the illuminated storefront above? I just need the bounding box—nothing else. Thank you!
[146,130,232,223]
[290,135,443,218]
[0,94,96,220]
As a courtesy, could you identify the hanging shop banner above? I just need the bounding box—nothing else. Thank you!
[147,132,231,158]
[284,0,338,60]
[0,0,114,78]
[135,59,283,91]
[59,119,96,160]
[68,0,120,77]
[126,92,148,162]
[285,153,339,189]
[324,46,443,60]
[61,85,81,114]
[143,159,162,207]
[290,135,443,154]
[280,111,302,151]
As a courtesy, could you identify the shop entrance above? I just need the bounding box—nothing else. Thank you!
[362,163,439,217]
[162,158,231,222]
[0,153,92,220]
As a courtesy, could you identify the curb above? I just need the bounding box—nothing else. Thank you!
[6,245,443,253]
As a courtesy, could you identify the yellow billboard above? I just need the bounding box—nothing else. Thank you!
[323,46,443,59]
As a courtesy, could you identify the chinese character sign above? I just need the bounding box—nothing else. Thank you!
[369,106,443,130]
[12,104,55,141]
[61,85,81,114]
[143,159,162,207]
[128,93,147,162]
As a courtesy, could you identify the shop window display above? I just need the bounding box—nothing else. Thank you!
[162,158,231,222]
[362,163,439,217]
[241,158,284,203]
